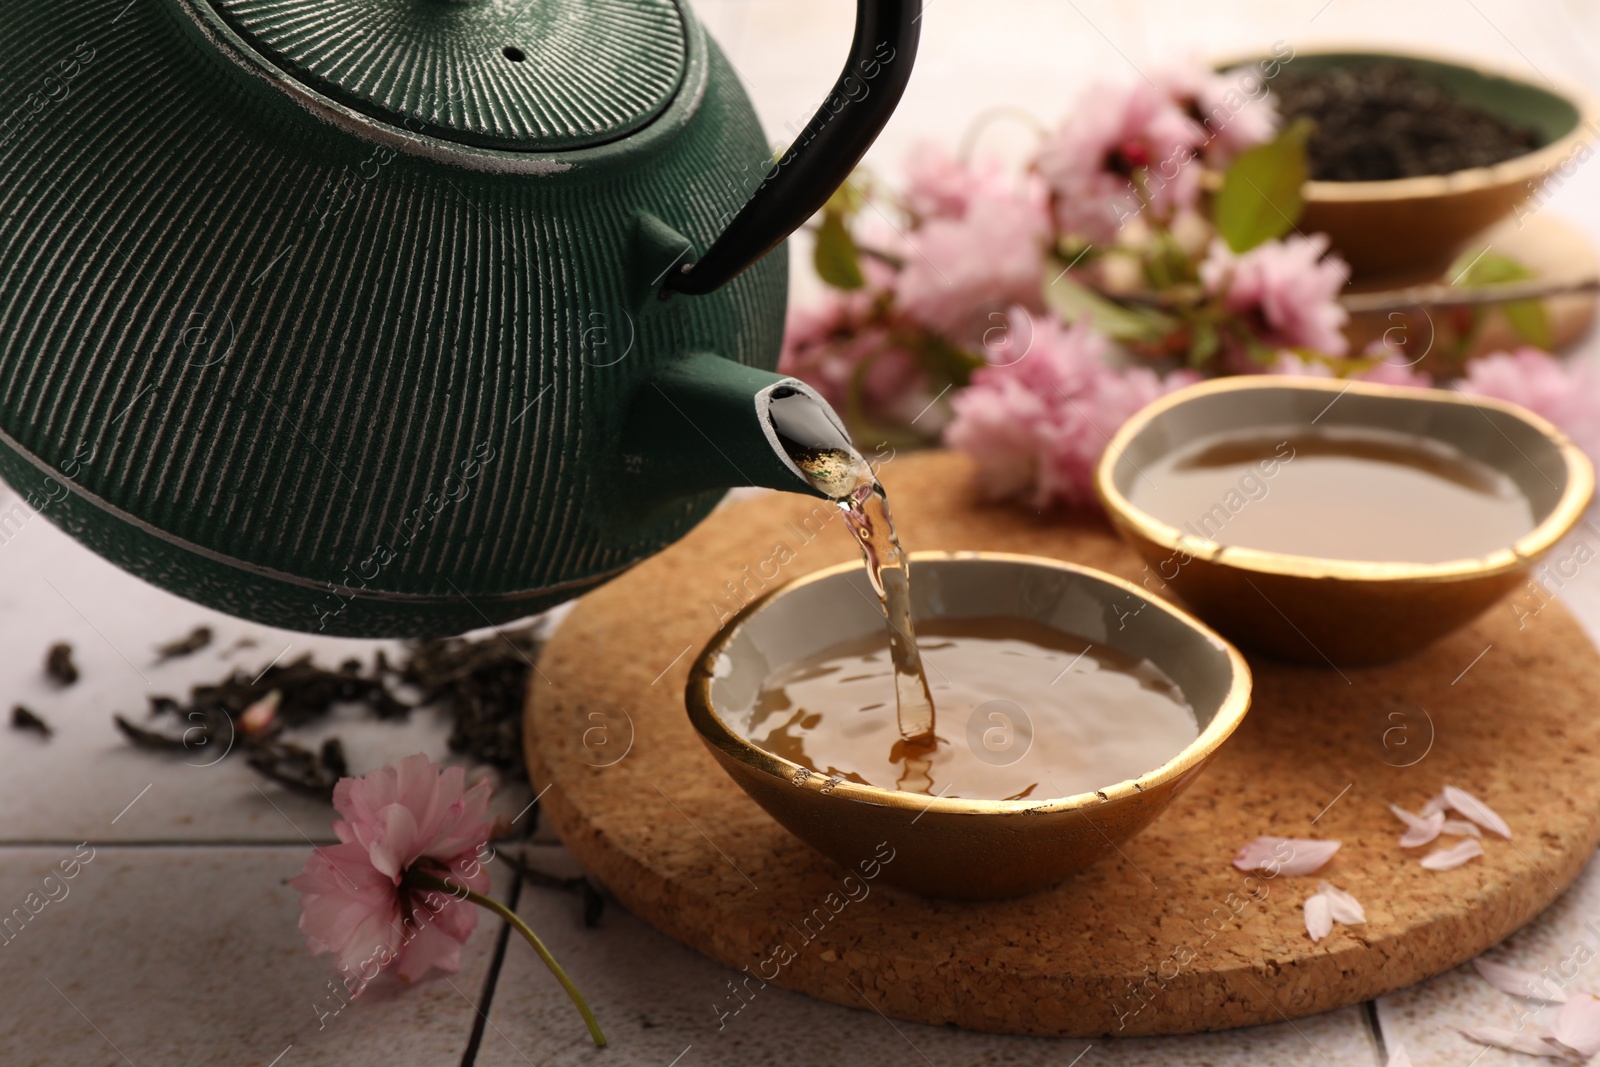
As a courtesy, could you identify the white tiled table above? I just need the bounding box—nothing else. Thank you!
[6,2,1600,1065]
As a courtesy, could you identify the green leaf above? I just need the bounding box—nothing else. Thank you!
[912,333,986,387]
[1450,247,1536,286]
[813,209,864,290]
[1449,249,1550,348]
[1042,267,1176,342]
[823,176,867,218]
[1212,117,1313,253]
[1502,300,1552,347]
[1188,319,1219,368]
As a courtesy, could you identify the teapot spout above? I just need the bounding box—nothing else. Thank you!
[620,353,864,512]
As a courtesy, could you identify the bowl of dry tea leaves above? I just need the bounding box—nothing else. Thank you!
[1228,47,1597,278]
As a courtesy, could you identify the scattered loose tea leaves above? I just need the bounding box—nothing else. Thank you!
[1269,61,1542,182]
[154,625,213,663]
[45,642,78,686]
[112,652,409,799]
[246,737,347,800]
[11,704,51,738]
[112,622,546,802]
[394,624,544,776]
[221,636,259,659]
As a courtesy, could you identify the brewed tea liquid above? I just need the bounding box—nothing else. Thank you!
[1129,425,1536,563]
[770,391,937,750]
[748,616,1199,801]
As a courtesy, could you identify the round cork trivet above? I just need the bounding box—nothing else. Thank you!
[524,449,1600,1037]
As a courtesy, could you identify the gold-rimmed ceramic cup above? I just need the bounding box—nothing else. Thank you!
[685,552,1252,901]
[1096,376,1595,667]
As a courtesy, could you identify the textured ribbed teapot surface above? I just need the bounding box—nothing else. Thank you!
[0,0,774,633]
[0,0,787,635]
[208,0,690,150]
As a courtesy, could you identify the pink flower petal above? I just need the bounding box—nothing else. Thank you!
[1391,804,1445,848]
[1304,892,1333,942]
[295,753,498,989]
[395,917,468,983]
[1460,1026,1568,1058]
[1474,958,1569,1002]
[1551,993,1600,1058]
[1420,793,1448,818]
[1457,347,1600,467]
[1233,836,1341,877]
[1421,838,1485,870]
[1317,881,1366,925]
[238,690,280,737]
[1444,785,1513,839]
[1442,819,1483,838]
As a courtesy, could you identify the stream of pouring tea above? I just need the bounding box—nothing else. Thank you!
[767,391,938,787]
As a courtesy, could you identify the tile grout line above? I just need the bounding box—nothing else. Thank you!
[1362,999,1389,1066]
[459,871,522,1067]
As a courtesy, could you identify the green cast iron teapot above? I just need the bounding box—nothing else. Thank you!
[0,0,920,635]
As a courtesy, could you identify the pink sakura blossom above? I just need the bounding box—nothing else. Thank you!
[1201,234,1351,356]
[291,753,495,985]
[894,191,1052,339]
[1456,347,1600,463]
[943,310,1196,509]
[1230,835,1341,877]
[1036,80,1207,242]
[1154,62,1280,165]
[901,141,1018,223]
[779,259,938,425]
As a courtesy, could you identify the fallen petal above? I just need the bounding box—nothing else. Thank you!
[238,689,281,737]
[1391,804,1446,848]
[1442,818,1483,838]
[1474,958,1568,1002]
[1420,793,1448,818]
[1233,836,1341,877]
[1421,838,1485,870]
[1460,1026,1567,1058]
[1402,814,1446,848]
[1304,892,1332,942]
[1443,784,1513,839]
[1551,993,1600,1058]
[1318,880,1366,925]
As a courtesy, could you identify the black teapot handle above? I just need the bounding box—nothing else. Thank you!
[661,0,921,296]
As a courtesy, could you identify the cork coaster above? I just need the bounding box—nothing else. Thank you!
[524,449,1600,1037]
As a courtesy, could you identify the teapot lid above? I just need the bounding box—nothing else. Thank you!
[209,0,688,150]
